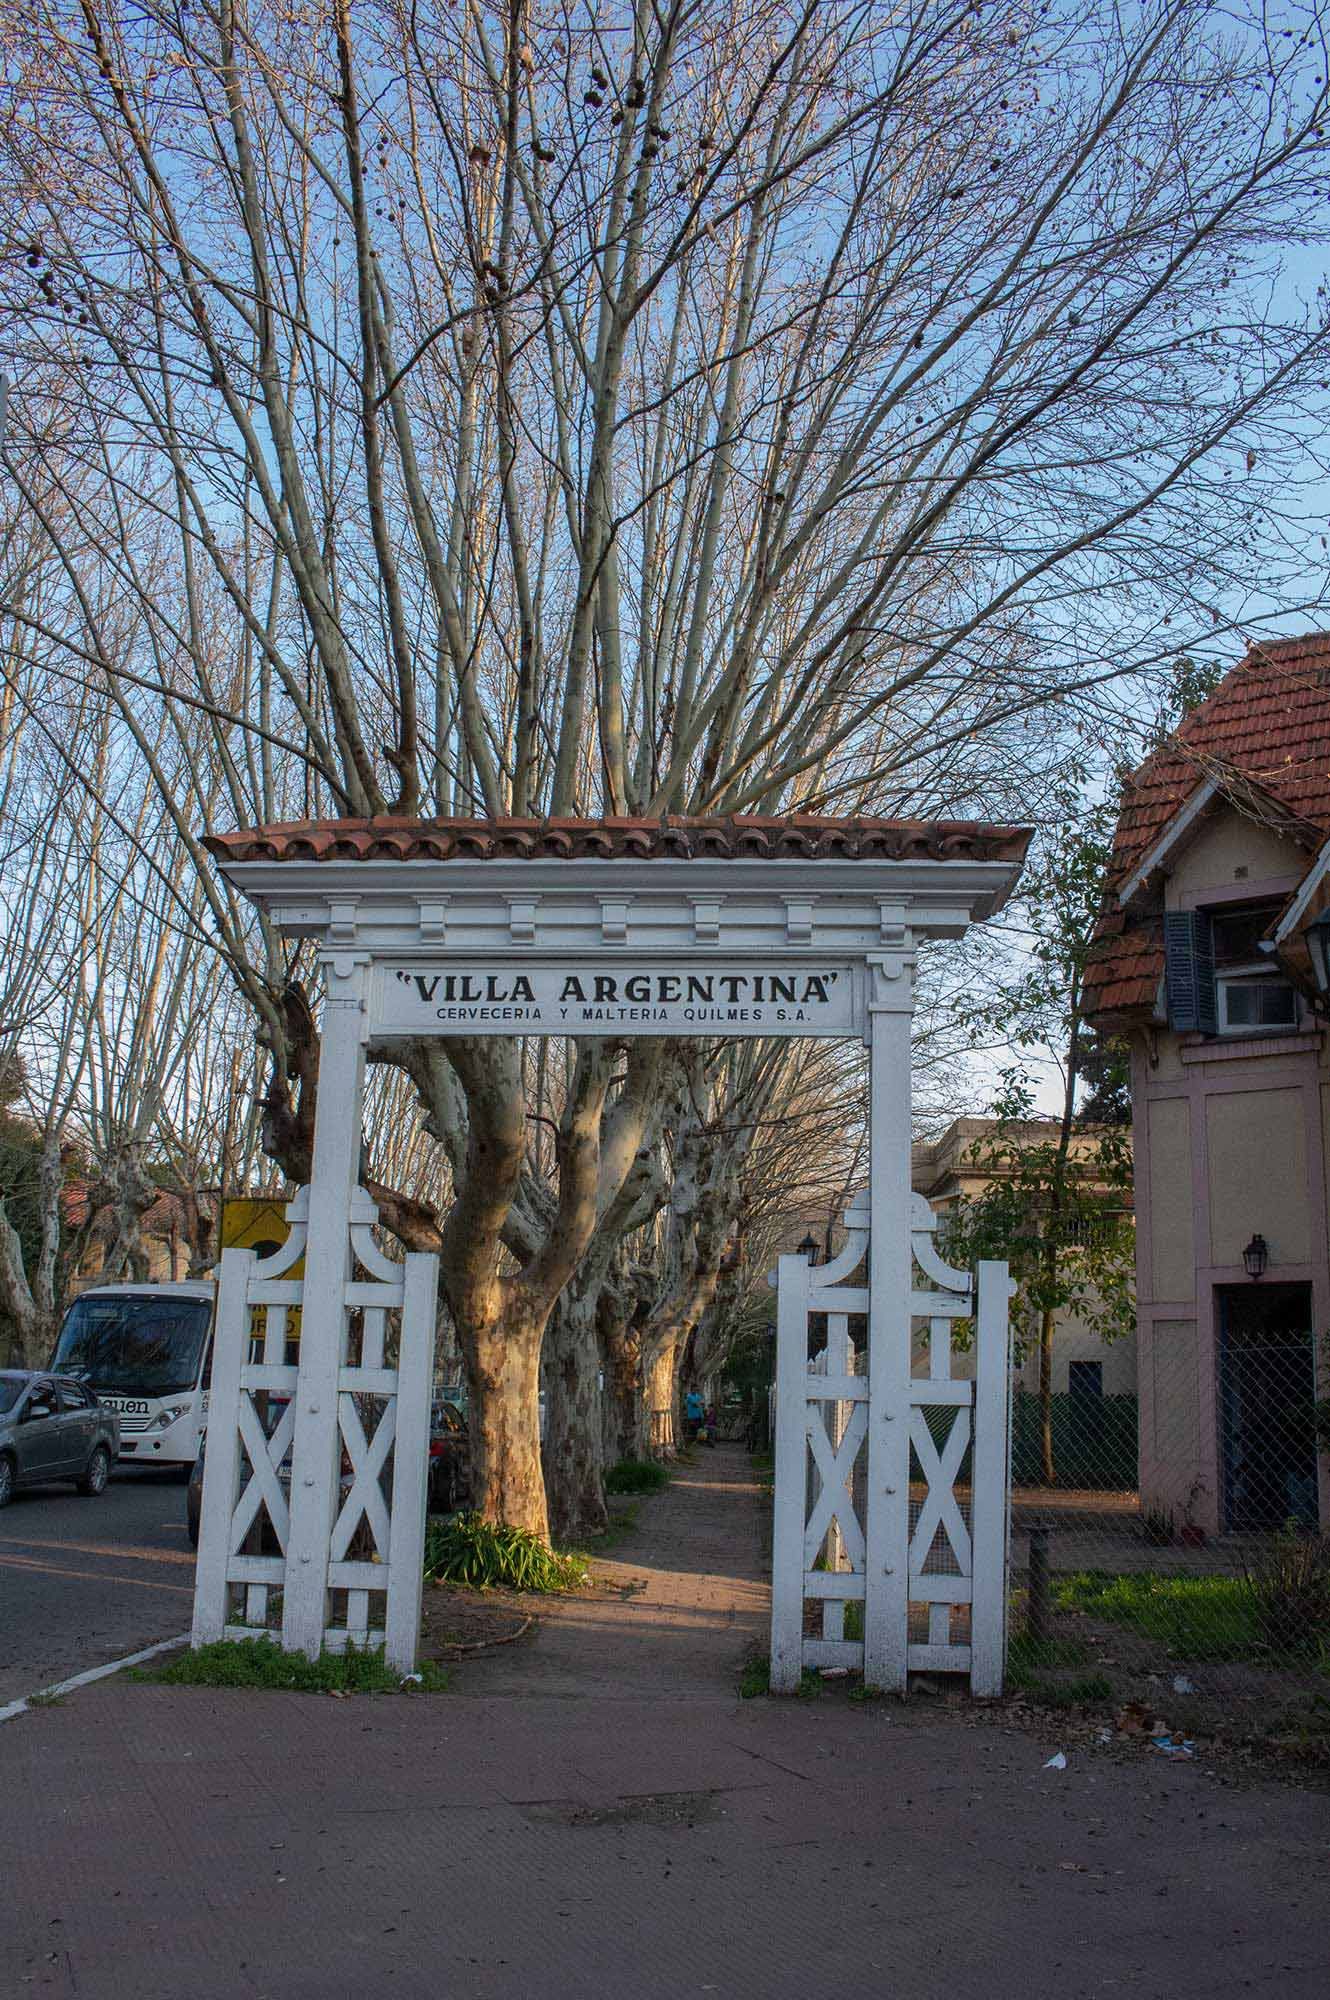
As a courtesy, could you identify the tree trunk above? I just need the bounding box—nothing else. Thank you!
[1037,987,1085,1490]
[644,1336,681,1459]
[601,1300,642,1465]
[0,1199,47,1367]
[96,1144,159,1283]
[1038,1303,1056,1487]
[543,1284,608,1542]
[465,1294,548,1537]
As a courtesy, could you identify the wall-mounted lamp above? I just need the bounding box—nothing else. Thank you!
[1242,1232,1269,1280]
[797,1232,819,1264]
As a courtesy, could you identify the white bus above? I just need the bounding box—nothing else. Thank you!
[49,1282,214,1472]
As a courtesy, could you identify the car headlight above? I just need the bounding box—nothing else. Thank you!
[153,1402,193,1429]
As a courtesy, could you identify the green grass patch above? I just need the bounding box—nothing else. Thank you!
[134,1637,448,1694]
[604,1458,671,1496]
[1053,1569,1260,1662]
[423,1511,589,1593]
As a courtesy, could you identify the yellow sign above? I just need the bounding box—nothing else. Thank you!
[220,1198,295,1258]
[221,1198,302,1356]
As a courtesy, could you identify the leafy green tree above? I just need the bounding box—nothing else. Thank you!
[944,801,1134,1484]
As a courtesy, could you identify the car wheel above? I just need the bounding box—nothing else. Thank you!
[78,1445,110,1497]
[0,1453,14,1508]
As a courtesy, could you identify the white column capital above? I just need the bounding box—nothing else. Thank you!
[318,948,373,986]
[863,947,916,1027]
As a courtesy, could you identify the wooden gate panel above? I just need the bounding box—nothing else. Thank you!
[192,1187,437,1672]
[770,1196,1011,1694]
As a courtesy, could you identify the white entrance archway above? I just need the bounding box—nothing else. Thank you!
[191,815,1027,1686]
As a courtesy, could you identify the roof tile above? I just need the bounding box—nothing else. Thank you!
[205,813,1033,868]
[1086,634,1330,1027]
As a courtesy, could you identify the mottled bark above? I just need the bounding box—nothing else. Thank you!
[543,1281,607,1542]
[0,1200,48,1365]
[600,1275,648,1466]
[0,1127,64,1365]
[467,1295,548,1532]
[94,1144,160,1284]
[643,1337,682,1459]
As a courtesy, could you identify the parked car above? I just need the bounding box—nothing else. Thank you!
[185,1433,205,1545]
[0,1370,120,1506]
[428,1400,471,1512]
[187,1427,292,1549]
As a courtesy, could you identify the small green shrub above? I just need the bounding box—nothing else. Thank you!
[604,1458,670,1496]
[739,1656,771,1698]
[423,1511,589,1593]
[739,1656,821,1699]
[136,1637,448,1694]
[1242,1532,1330,1656]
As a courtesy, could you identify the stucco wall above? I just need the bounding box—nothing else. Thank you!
[1167,808,1299,904]
[1130,799,1329,1532]
[1145,1095,1194,1302]
[1207,1087,1310,1266]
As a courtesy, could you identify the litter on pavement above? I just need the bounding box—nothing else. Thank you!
[1150,1734,1196,1760]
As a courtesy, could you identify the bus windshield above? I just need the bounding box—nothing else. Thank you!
[51,1295,211,1397]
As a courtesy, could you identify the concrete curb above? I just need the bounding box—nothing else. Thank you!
[0,1631,188,1725]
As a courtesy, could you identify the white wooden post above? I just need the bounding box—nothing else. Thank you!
[970,1260,1014,1695]
[770,1247,812,1692]
[383,1249,438,1671]
[282,955,368,1660]
[191,1246,254,1645]
[862,947,915,1692]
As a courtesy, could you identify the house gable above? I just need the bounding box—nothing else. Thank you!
[1086,634,1330,1032]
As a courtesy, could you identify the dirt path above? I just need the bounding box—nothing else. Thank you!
[449,1444,769,1700]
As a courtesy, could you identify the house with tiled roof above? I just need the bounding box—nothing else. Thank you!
[1085,633,1330,1537]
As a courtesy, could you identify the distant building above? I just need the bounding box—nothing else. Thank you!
[1085,634,1330,1535]
[63,1182,212,1293]
[912,1118,1137,1489]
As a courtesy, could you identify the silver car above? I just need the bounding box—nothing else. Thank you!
[0,1371,121,1506]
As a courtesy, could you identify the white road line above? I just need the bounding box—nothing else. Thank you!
[0,1632,189,1725]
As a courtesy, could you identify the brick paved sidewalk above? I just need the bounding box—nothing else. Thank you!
[4,1444,1329,2000]
[449,1444,768,1700]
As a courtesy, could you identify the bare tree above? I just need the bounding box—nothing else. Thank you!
[2,0,1328,1527]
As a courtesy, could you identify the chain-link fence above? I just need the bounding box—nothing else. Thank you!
[1006,1327,1329,1750]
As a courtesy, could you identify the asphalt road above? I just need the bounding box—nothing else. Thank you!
[0,1465,196,1703]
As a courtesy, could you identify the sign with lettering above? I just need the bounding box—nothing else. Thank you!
[369,963,860,1039]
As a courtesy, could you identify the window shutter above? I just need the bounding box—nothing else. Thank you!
[1164,910,1216,1033]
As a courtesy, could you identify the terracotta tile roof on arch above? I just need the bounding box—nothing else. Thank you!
[1084,632,1330,1028]
[205,813,1033,867]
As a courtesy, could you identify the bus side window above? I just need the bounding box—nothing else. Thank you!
[201,1337,213,1389]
